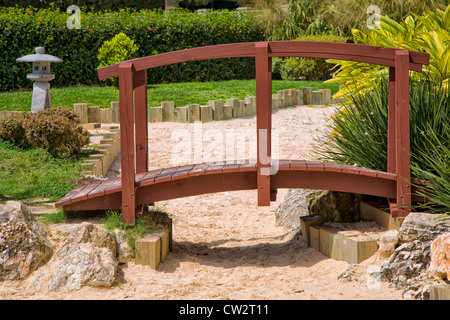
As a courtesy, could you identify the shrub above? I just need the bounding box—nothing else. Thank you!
[23,108,90,159]
[0,108,89,158]
[98,32,139,86]
[0,112,30,147]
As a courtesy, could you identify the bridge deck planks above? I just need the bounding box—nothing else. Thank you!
[55,160,397,211]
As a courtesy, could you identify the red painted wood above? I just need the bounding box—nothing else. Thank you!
[205,161,226,175]
[387,66,396,174]
[171,164,196,180]
[222,161,242,173]
[394,50,412,217]
[238,161,257,172]
[98,42,256,80]
[98,42,429,80]
[134,70,148,174]
[255,42,272,206]
[271,170,397,199]
[136,172,258,205]
[306,161,325,172]
[136,168,164,187]
[277,160,290,171]
[154,166,180,184]
[118,62,136,225]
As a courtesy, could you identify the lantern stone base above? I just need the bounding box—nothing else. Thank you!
[31,81,51,113]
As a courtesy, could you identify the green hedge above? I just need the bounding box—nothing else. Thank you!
[0,1,165,11]
[0,7,265,92]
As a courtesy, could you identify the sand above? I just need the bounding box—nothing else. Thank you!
[0,105,405,300]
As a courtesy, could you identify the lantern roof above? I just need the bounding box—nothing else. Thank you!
[16,47,63,63]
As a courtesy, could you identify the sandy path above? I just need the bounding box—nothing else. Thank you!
[0,105,404,300]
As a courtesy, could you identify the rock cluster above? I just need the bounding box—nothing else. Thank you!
[274,189,321,229]
[380,213,450,299]
[0,201,134,292]
[275,189,361,229]
[0,201,53,281]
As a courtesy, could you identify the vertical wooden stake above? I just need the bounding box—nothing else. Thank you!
[134,70,148,174]
[255,42,272,206]
[119,62,136,225]
[394,50,411,217]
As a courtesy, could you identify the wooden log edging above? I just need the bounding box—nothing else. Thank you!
[81,127,121,177]
[68,87,341,126]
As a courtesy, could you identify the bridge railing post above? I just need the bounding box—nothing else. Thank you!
[134,70,149,174]
[393,50,411,217]
[255,42,272,206]
[118,62,137,224]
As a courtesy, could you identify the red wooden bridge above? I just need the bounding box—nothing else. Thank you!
[55,41,429,224]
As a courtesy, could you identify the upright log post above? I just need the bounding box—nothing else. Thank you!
[119,62,136,224]
[255,42,272,206]
[394,50,411,217]
[134,70,148,174]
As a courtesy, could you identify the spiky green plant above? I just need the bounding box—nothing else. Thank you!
[316,76,449,176]
[411,120,450,214]
[327,5,450,100]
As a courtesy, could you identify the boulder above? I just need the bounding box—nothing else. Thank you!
[0,201,52,281]
[309,190,361,222]
[48,242,117,292]
[378,229,399,258]
[274,189,321,229]
[380,213,450,299]
[398,212,450,243]
[429,232,450,280]
[31,222,119,292]
[114,228,134,263]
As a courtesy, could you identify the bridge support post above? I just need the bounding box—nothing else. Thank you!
[393,50,412,217]
[134,70,148,174]
[119,62,137,224]
[255,42,272,206]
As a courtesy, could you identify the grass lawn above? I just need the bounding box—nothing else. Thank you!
[0,80,339,111]
[0,141,91,202]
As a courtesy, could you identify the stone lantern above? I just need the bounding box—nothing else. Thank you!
[16,47,63,113]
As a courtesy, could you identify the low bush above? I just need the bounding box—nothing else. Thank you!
[0,108,89,158]
[97,32,139,86]
[0,112,29,147]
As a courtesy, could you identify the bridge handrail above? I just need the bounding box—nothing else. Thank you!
[97,41,429,80]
